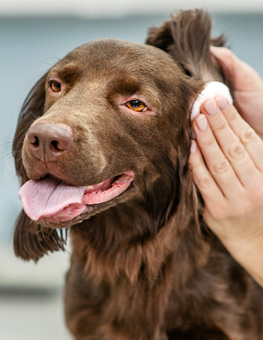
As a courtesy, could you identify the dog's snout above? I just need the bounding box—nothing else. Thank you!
[27,122,73,162]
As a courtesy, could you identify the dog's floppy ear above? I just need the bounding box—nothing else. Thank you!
[147,10,219,238]
[14,211,67,261]
[13,73,47,180]
[146,9,225,82]
[13,73,67,261]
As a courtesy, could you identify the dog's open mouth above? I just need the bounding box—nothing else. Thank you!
[19,171,135,223]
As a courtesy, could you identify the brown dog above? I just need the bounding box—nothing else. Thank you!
[13,10,263,340]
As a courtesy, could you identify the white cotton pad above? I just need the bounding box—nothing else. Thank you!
[190,81,233,120]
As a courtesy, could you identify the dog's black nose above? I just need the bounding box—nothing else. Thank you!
[27,122,73,162]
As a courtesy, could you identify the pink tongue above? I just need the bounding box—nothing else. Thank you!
[19,178,86,221]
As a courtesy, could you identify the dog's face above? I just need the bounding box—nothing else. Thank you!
[17,39,198,229]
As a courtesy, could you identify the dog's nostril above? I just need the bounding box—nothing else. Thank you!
[51,140,60,151]
[29,135,40,147]
[50,139,70,152]
[27,122,73,161]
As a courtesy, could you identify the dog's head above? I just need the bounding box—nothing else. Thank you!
[13,10,225,260]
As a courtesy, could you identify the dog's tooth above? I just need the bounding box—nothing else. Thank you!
[86,185,94,190]
[115,176,128,184]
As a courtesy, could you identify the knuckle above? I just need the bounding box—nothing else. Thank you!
[212,118,227,131]
[189,159,202,172]
[213,159,230,174]
[240,126,258,144]
[199,134,215,147]
[194,174,214,191]
[224,106,236,121]
[228,142,246,161]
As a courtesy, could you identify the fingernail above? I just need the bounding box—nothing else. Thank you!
[196,114,208,131]
[215,96,228,110]
[204,99,218,115]
[190,140,197,153]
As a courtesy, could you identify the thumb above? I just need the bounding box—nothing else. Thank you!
[210,46,262,93]
[210,46,263,136]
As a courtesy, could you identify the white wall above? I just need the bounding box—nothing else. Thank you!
[1,0,263,16]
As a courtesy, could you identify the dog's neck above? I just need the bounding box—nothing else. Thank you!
[70,201,210,286]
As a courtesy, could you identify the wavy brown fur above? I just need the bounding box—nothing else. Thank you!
[13,9,263,340]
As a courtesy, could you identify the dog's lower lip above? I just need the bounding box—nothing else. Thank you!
[82,171,135,206]
[84,174,129,194]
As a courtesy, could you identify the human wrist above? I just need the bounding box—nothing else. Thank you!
[219,233,263,287]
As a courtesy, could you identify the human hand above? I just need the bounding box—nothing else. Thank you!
[211,47,263,137]
[189,98,263,286]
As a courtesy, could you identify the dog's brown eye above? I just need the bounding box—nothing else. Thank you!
[125,100,147,112]
[49,81,61,93]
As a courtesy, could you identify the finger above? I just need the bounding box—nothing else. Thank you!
[215,97,263,173]
[200,99,262,186]
[189,140,225,208]
[193,114,244,198]
[201,99,259,186]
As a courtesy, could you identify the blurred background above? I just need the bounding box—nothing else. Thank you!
[0,0,263,339]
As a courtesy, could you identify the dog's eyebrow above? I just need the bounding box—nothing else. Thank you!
[107,76,141,97]
[52,63,81,85]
